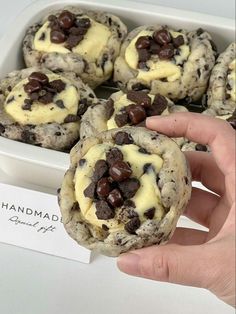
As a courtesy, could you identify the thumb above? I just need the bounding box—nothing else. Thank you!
[117,244,210,288]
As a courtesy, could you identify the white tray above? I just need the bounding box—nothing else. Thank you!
[0,0,235,190]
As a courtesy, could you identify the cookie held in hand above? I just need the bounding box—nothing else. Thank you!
[58,127,191,256]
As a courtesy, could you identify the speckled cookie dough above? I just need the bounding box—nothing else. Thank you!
[114,26,217,101]
[23,6,127,88]
[0,67,96,151]
[80,90,188,139]
[58,127,191,256]
[206,42,236,115]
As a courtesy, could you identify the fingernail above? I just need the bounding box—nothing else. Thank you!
[117,253,140,275]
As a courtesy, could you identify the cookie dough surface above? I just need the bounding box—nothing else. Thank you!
[23,6,127,88]
[0,67,96,151]
[114,26,217,102]
[59,127,191,256]
[206,42,236,115]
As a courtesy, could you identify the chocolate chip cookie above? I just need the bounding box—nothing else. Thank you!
[206,42,236,115]
[114,26,217,101]
[23,6,127,88]
[0,67,96,151]
[58,127,191,256]
[80,90,188,139]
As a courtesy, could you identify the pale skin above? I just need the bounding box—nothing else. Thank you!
[117,112,236,307]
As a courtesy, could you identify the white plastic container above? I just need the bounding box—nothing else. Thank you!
[0,0,234,189]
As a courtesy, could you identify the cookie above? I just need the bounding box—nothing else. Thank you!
[58,127,191,256]
[206,42,236,115]
[0,67,96,151]
[114,26,217,101]
[23,6,127,88]
[80,90,188,139]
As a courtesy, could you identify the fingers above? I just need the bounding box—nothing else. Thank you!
[185,151,224,195]
[146,113,235,176]
[184,187,220,227]
[169,227,207,245]
[117,244,210,288]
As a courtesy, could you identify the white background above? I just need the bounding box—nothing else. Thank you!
[0,1,235,314]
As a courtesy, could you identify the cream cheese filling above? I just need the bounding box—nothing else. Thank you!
[34,17,111,61]
[4,74,79,125]
[226,59,236,102]
[74,143,164,231]
[125,30,190,83]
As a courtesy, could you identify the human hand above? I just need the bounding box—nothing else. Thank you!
[117,112,235,307]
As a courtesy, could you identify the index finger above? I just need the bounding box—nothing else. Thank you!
[146,112,235,176]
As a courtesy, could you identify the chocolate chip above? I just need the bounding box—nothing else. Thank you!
[127,90,151,108]
[69,26,87,36]
[102,224,109,231]
[147,94,167,116]
[64,114,79,123]
[107,189,124,207]
[75,18,91,29]
[125,217,140,234]
[101,54,109,71]
[184,176,189,185]
[24,80,41,94]
[49,80,66,92]
[29,72,49,85]
[138,61,149,70]
[153,29,171,45]
[106,98,114,119]
[118,178,140,199]
[58,10,75,29]
[48,15,57,22]
[39,32,46,41]
[0,123,5,134]
[158,44,175,60]
[135,36,151,49]
[209,39,217,52]
[149,40,161,54]
[138,147,150,154]
[50,30,66,43]
[138,49,150,62]
[79,159,86,166]
[227,115,236,130]
[196,28,204,36]
[22,99,33,110]
[29,92,39,101]
[39,92,54,104]
[126,104,146,125]
[172,35,184,48]
[93,160,109,182]
[195,144,207,152]
[95,200,115,220]
[55,99,65,108]
[114,132,134,145]
[143,163,152,173]
[144,207,155,219]
[124,200,135,208]
[7,86,12,92]
[114,110,129,127]
[204,64,209,71]
[132,83,150,91]
[71,201,80,212]
[84,182,96,199]
[21,130,36,144]
[109,161,132,182]
[55,132,61,136]
[38,89,47,97]
[97,177,111,199]
[106,147,123,166]
[66,34,84,49]
[6,96,15,104]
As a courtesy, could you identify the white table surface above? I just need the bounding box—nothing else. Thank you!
[0,1,235,314]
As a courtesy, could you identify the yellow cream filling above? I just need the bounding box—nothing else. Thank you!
[4,74,79,125]
[34,17,111,61]
[226,59,236,102]
[125,29,190,83]
[74,143,164,231]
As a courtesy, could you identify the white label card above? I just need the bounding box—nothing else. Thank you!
[0,182,91,263]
